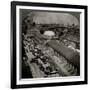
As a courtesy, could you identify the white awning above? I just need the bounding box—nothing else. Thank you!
[44,31,55,37]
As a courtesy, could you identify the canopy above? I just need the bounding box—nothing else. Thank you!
[44,31,55,37]
[28,11,79,25]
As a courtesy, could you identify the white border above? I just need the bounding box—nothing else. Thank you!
[16,5,85,85]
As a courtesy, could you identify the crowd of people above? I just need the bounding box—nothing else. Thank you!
[22,33,59,77]
[21,19,80,78]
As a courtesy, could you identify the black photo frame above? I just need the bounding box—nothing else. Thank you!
[11,1,88,89]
